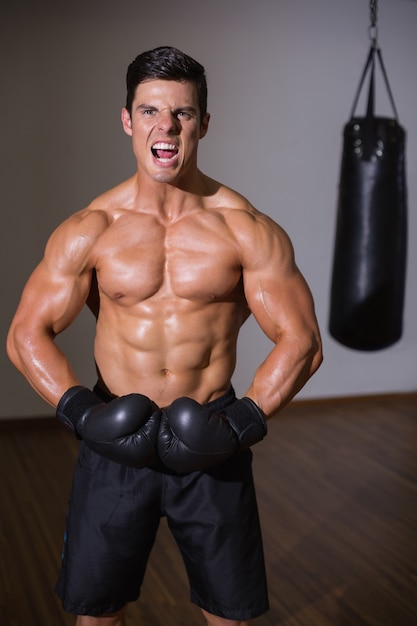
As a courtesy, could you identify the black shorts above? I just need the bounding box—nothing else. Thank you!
[55,388,269,620]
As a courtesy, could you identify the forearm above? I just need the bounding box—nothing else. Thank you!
[7,328,80,407]
[245,334,322,417]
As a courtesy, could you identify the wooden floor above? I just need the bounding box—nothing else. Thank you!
[1,393,417,626]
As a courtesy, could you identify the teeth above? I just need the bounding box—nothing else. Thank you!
[152,142,177,150]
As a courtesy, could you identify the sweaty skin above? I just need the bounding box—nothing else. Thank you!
[7,79,322,417]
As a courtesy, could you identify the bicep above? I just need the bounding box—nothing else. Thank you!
[12,209,107,336]
[246,266,318,344]
[242,225,319,344]
[11,259,92,338]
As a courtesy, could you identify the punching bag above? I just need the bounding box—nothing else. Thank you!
[329,44,407,351]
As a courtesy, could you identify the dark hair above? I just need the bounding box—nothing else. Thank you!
[125,46,208,121]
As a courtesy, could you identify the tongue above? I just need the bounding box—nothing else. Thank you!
[156,149,176,159]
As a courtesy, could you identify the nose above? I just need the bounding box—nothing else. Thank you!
[157,108,180,133]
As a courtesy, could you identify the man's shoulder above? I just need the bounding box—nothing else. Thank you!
[55,206,110,241]
[46,193,118,259]
[206,181,293,263]
[207,180,257,219]
[209,182,279,233]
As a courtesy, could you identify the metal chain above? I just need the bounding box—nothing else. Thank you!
[369,0,379,46]
[370,0,378,27]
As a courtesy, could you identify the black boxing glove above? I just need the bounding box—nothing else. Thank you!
[56,386,160,468]
[158,396,267,473]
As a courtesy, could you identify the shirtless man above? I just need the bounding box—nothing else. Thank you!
[7,47,322,626]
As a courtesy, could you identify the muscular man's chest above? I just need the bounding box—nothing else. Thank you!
[93,213,242,303]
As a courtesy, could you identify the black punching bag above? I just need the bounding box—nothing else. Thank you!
[329,45,407,351]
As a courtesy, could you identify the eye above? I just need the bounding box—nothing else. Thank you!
[138,107,157,116]
[176,110,195,121]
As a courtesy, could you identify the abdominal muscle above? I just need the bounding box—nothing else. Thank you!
[93,296,244,407]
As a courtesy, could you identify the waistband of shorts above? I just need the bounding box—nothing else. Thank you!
[92,382,237,411]
[92,384,117,403]
[204,386,236,411]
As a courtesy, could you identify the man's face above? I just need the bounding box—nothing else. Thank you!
[121,79,209,185]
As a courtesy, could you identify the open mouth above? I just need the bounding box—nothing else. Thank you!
[151,142,179,163]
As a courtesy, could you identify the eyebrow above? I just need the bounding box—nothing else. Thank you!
[136,104,197,114]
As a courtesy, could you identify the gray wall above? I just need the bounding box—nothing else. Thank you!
[2,0,417,418]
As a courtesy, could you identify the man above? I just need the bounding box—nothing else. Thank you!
[7,46,322,626]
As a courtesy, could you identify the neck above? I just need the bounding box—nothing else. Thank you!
[130,169,211,221]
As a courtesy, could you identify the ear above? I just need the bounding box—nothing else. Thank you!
[121,108,133,136]
[199,113,210,139]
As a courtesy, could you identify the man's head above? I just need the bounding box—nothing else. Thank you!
[125,46,208,123]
